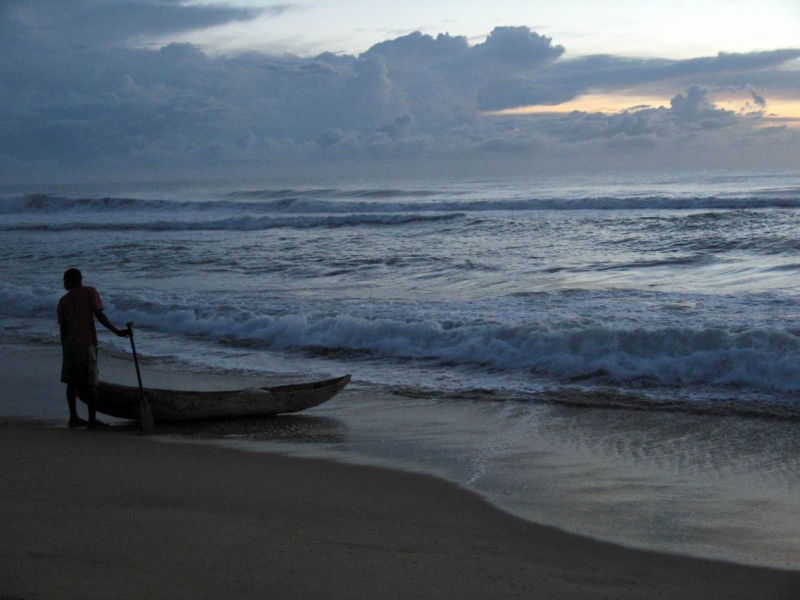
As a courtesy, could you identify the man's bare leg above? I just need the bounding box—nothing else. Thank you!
[86,387,108,428]
[66,385,87,427]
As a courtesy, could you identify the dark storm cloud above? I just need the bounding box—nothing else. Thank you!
[550,49,800,88]
[0,3,798,181]
[518,49,800,111]
[1,0,273,44]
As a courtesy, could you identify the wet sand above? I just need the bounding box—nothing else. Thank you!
[1,345,800,599]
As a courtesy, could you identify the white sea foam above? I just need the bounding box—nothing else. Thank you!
[3,189,800,217]
[6,278,799,398]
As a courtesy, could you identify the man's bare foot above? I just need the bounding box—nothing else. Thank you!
[68,417,88,428]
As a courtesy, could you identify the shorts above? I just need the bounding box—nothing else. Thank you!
[61,344,98,389]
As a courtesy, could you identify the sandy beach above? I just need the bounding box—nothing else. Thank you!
[2,345,800,599]
[3,421,800,600]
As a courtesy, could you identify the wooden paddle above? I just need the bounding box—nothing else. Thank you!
[127,322,154,432]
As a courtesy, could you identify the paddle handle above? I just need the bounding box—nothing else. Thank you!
[127,323,144,388]
[127,323,154,431]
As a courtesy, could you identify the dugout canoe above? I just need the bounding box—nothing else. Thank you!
[83,374,351,422]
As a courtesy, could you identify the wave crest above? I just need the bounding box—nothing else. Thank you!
[4,280,793,395]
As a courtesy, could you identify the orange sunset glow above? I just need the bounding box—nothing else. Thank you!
[488,91,800,128]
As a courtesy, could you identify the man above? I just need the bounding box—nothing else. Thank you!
[58,268,130,428]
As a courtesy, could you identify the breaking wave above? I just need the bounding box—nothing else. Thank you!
[5,280,800,402]
[2,188,799,233]
[3,190,800,215]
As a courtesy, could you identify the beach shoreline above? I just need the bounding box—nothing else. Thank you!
[2,344,800,599]
[3,417,800,600]
[0,344,800,600]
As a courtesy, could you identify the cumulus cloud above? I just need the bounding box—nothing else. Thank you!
[0,2,798,181]
[530,86,738,143]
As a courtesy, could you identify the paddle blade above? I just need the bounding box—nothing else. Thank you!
[140,393,155,431]
[127,323,155,432]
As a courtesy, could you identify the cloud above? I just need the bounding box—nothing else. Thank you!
[748,87,767,108]
[472,26,566,65]
[363,28,567,115]
[2,0,268,45]
[668,86,734,127]
[0,4,799,182]
[533,86,739,143]
[529,49,800,106]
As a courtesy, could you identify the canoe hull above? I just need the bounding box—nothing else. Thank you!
[81,375,351,422]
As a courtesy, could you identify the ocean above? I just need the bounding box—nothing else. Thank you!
[1,169,799,568]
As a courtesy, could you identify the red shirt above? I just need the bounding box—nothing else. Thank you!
[58,286,104,346]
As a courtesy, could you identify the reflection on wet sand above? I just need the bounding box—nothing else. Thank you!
[148,414,348,445]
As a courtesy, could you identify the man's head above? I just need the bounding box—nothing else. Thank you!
[63,268,83,290]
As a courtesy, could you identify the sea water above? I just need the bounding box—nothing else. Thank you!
[1,169,799,567]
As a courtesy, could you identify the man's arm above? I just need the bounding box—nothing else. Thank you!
[95,310,130,337]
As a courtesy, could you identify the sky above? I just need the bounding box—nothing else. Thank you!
[1,0,799,183]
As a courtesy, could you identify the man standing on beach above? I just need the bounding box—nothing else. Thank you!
[58,268,130,428]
